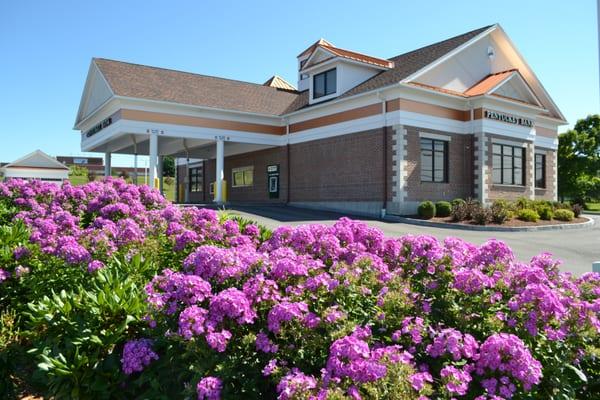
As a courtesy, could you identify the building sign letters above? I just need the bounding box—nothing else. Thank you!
[484,110,533,128]
[85,117,112,137]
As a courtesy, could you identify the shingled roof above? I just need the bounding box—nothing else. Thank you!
[94,58,301,116]
[92,25,493,116]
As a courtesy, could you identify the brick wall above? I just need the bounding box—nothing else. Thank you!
[288,128,393,202]
[404,126,474,202]
[204,147,288,203]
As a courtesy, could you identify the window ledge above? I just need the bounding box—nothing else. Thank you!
[491,184,526,189]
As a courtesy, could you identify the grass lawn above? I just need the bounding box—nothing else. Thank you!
[68,174,176,201]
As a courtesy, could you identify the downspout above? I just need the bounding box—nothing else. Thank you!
[285,117,291,205]
[378,91,387,219]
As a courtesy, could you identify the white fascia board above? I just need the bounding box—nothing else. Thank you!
[536,114,569,127]
[470,95,546,115]
[534,135,558,150]
[396,110,467,134]
[76,97,121,131]
[401,25,499,83]
[82,119,284,153]
[301,46,337,71]
[494,25,567,123]
[475,118,535,142]
[287,114,384,144]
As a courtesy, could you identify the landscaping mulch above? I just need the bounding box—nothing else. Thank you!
[422,216,589,227]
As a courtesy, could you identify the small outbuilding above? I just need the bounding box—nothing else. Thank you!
[0,150,69,184]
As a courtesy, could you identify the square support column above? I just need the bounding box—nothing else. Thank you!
[104,152,111,177]
[133,153,138,185]
[149,130,158,189]
[215,139,224,203]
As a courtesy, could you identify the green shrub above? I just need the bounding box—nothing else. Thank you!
[537,206,554,221]
[490,201,510,224]
[517,208,540,222]
[435,201,452,217]
[451,198,466,208]
[417,201,436,219]
[515,197,533,210]
[472,205,491,225]
[554,209,575,221]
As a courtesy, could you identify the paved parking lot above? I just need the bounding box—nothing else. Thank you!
[225,205,600,276]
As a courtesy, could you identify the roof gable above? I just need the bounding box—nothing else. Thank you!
[3,150,69,170]
[338,25,494,99]
[263,75,296,91]
[407,24,565,122]
[75,61,114,126]
[301,43,393,72]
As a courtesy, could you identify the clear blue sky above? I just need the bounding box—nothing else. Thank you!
[0,0,598,166]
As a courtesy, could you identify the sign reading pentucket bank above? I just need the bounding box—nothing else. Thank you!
[484,110,533,128]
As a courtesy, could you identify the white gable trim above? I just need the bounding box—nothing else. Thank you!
[4,150,69,170]
[401,25,498,84]
[74,60,115,128]
[494,25,566,122]
[301,46,337,71]
[490,72,543,108]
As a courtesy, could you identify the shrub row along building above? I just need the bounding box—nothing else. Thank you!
[74,24,565,216]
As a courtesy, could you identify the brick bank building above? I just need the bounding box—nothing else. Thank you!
[75,24,565,216]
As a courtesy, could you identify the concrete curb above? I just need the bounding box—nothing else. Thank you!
[384,215,595,232]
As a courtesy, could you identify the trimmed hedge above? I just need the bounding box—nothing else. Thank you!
[435,201,452,217]
[417,201,436,219]
[554,209,575,221]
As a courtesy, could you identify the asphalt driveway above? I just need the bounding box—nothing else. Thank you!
[224,205,600,276]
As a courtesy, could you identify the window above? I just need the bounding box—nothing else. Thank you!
[313,68,336,98]
[492,144,525,185]
[189,167,203,192]
[420,138,448,183]
[535,153,546,188]
[232,166,254,187]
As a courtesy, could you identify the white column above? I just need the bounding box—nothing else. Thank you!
[158,155,164,194]
[149,130,158,188]
[475,132,488,204]
[133,153,138,185]
[104,152,111,177]
[215,139,224,203]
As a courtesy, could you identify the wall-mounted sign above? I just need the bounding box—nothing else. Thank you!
[484,110,533,128]
[85,117,112,137]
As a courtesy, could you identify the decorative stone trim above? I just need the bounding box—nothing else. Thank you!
[474,132,488,204]
[527,142,535,200]
[551,150,558,201]
[390,124,408,213]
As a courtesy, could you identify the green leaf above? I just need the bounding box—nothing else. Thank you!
[566,364,588,383]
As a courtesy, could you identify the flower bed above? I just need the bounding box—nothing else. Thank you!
[1,178,600,399]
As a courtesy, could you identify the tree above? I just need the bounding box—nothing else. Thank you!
[162,156,175,177]
[558,114,600,201]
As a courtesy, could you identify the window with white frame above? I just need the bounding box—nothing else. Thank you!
[492,144,525,185]
[313,68,336,98]
[232,166,254,187]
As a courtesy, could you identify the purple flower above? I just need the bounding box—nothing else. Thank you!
[121,339,159,374]
[276,368,317,400]
[87,260,105,273]
[197,376,222,400]
[179,305,208,339]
